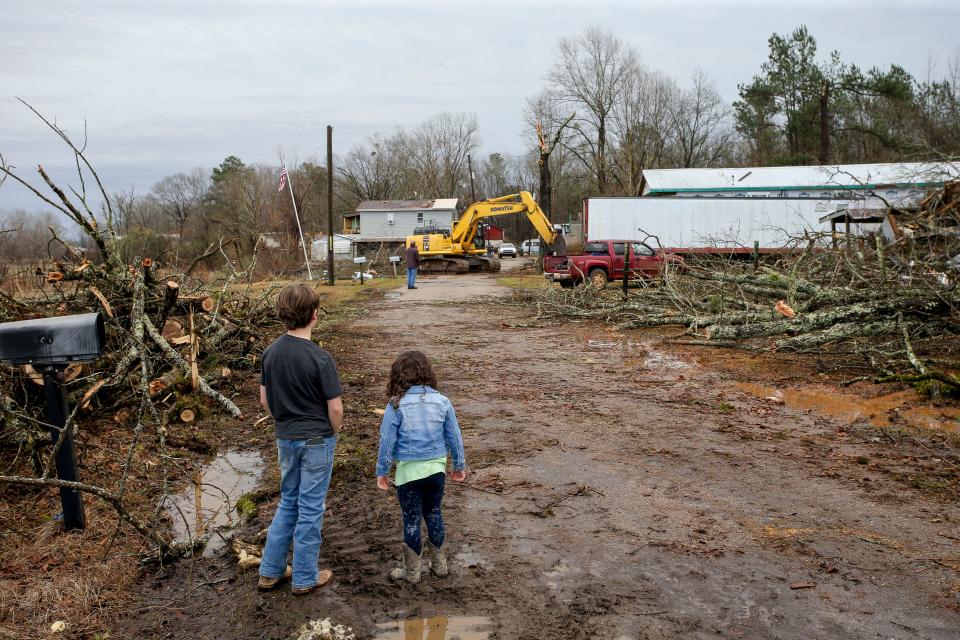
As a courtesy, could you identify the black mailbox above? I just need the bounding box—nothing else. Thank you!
[0,312,105,366]
[0,311,106,532]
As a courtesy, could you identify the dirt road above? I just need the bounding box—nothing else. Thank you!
[119,271,960,639]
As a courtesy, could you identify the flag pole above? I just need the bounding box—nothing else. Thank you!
[283,162,314,281]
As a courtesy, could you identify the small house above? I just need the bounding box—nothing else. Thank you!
[343,198,458,241]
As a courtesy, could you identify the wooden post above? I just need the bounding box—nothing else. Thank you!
[622,241,630,299]
[326,125,335,286]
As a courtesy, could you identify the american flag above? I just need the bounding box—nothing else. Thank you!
[277,167,288,193]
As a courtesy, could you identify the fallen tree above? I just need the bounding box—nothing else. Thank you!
[518,180,960,395]
[0,102,284,558]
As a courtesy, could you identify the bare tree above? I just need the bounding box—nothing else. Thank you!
[148,168,209,238]
[405,112,481,198]
[338,132,410,204]
[610,66,676,195]
[547,28,639,194]
[109,188,139,235]
[669,69,735,168]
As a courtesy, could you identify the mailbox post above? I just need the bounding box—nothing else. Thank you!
[0,312,105,532]
[43,368,86,530]
[353,256,367,285]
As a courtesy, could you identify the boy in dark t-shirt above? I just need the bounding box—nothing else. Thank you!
[257,283,343,595]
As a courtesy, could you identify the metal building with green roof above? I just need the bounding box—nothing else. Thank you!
[640,162,958,204]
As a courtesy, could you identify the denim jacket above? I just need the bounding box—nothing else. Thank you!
[375,385,466,477]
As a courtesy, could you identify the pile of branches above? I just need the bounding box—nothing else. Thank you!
[0,103,282,556]
[523,183,960,395]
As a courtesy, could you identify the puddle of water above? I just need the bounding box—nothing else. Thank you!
[374,616,492,640]
[642,350,689,371]
[577,329,692,374]
[167,449,264,555]
[735,382,960,433]
[543,558,574,591]
[454,544,492,570]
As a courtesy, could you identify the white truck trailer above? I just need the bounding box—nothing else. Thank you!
[583,196,879,254]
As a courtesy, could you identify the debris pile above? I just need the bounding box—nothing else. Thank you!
[0,113,285,556]
[522,182,960,395]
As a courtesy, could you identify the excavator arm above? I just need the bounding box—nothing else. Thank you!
[451,192,558,249]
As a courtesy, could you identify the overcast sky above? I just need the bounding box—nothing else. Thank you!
[2,0,958,211]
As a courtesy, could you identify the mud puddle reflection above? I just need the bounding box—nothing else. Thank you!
[167,449,264,555]
[736,382,960,433]
[374,615,492,639]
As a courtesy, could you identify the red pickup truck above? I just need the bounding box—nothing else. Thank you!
[544,240,683,288]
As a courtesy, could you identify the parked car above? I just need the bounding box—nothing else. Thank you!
[521,239,540,256]
[498,243,517,258]
[543,240,684,287]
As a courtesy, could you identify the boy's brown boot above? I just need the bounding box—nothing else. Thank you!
[426,541,448,577]
[389,544,422,584]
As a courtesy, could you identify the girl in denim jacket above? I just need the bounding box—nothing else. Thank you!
[376,350,466,583]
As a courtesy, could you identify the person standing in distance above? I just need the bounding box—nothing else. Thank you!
[258,283,343,595]
[406,241,420,290]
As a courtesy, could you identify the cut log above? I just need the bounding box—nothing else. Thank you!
[148,378,169,397]
[707,298,943,342]
[20,364,44,386]
[142,316,242,417]
[63,362,84,383]
[161,319,185,340]
[80,379,107,410]
[774,321,899,351]
[180,408,195,423]
[157,280,180,329]
[177,295,215,313]
[220,367,232,378]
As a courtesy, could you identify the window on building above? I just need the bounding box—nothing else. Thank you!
[417,212,424,223]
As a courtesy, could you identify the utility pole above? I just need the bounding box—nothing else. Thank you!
[326,125,334,286]
[467,154,477,204]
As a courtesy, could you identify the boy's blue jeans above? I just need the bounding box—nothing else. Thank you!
[407,267,417,288]
[259,435,337,589]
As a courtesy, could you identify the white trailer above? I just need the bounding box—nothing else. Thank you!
[583,197,878,253]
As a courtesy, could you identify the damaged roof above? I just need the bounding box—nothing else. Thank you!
[641,162,960,195]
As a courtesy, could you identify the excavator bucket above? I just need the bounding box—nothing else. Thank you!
[550,234,582,257]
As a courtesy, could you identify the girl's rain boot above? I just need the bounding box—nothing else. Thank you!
[426,541,448,577]
[389,544,422,584]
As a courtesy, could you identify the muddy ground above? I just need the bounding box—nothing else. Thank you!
[115,266,960,639]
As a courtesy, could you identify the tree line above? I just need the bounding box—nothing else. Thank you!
[2,25,958,269]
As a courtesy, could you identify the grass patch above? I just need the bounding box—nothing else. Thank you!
[497,275,548,290]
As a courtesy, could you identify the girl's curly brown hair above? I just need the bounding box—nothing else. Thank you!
[387,350,437,406]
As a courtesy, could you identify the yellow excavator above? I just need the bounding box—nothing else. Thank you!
[406,192,565,274]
